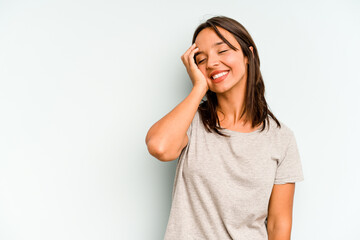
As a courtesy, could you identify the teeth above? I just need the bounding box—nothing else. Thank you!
[212,71,228,79]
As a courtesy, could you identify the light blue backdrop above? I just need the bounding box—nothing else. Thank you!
[0,0,359,239]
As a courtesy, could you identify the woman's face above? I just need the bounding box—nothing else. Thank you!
[194,27,249,93]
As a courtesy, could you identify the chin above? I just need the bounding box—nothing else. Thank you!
[210,81,233,93]
[211,87,229,94]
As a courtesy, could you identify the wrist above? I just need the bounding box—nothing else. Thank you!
[192,84,208,96]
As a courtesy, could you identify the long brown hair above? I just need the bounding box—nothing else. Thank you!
[192,16,281,137]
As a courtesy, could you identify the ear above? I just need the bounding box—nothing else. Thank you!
[245,46,254,65]
[249,46,254,56]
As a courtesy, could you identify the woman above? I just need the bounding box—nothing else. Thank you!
[145,16,304,240]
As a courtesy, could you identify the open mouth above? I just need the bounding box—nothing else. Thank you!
[211,71,229,83]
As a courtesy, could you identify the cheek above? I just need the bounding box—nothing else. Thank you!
[199,67,208,78]
[226,55,245,72]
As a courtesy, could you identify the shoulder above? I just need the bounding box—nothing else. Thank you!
[267,117,296,144]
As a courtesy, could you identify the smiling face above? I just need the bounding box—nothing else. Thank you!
[194,27,249,94]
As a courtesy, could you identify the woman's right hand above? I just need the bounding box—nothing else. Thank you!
[181,43,209,92]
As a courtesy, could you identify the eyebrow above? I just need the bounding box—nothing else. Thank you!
[194,41,225,58]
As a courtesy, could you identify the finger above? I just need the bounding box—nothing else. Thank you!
[188,47,199,69]
[185,43,197,55]
[182,43,197,64]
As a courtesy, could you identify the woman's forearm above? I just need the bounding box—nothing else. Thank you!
[267,224,291,240]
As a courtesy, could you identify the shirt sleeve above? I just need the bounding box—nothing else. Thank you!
[274,130,305,184]
[186,118,193,140]
[178,110,197,161]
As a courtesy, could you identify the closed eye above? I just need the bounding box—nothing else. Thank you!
[198,59,206,64]
[197,49,228,64]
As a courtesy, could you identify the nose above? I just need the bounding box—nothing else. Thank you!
[206,53,220,69]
